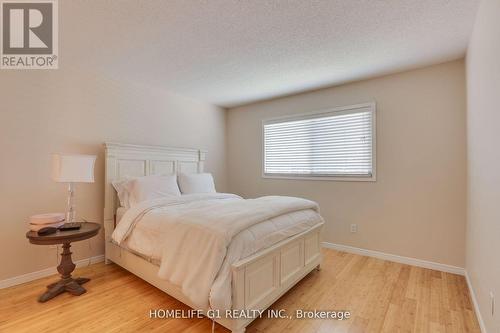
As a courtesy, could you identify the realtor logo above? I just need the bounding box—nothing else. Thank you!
[1,0,58,69]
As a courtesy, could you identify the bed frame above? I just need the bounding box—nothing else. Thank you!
[103,142,322,333]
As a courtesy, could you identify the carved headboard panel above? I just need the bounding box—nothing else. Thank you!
[103,142,206,241]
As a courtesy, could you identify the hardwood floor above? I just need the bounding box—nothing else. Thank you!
[0,249,480,333]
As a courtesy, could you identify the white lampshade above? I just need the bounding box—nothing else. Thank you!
[51,154,96,183]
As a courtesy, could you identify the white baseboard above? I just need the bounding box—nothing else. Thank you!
[322,242,465,275]
[465,271,487,333]
[0,254,105,290]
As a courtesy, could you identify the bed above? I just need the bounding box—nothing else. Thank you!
[103,142,323,333]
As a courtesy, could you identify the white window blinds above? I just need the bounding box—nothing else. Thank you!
[263,103,375,179]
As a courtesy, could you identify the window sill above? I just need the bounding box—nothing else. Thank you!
[262,174,376,182]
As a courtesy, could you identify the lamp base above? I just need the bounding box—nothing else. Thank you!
[66,182,76,223]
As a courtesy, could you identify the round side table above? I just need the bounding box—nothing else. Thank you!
[26,222,101,302]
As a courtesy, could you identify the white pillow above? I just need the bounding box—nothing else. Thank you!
[112,177,132,208]
[113,174,181,208]
[178,173,216,194]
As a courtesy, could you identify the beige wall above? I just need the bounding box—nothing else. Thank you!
[466,0,500,330]
[227,60,466,267]
[0,69,226,281]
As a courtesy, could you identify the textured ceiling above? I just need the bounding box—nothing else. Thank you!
[62,0,479,107]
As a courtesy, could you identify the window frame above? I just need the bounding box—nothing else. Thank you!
[261,102,377,182]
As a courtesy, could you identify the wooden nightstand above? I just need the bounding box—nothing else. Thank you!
[26,222,101,302]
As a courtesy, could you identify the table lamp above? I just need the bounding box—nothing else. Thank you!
[51,154,96,224]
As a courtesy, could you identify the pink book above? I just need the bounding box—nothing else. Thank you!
[29,213,65,225]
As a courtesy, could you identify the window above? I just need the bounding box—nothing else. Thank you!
[263,103,376,180]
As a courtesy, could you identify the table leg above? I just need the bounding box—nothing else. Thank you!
[39,281,66,302]
[38,242,90,302]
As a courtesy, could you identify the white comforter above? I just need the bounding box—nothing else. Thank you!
[112,193,324,310]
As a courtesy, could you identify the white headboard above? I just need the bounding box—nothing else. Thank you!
[103,142,207,242]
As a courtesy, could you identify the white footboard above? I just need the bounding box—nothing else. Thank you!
[228,224,322,332]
